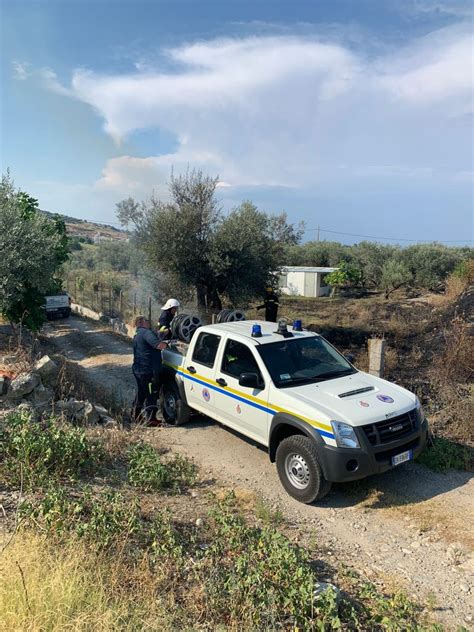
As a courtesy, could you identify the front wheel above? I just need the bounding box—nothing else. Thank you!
[276,435,332,504]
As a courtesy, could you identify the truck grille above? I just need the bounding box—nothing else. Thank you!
[374,438,420,463]
[361,408,418,446]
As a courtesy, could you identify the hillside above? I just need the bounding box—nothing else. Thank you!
[42,210,128,242]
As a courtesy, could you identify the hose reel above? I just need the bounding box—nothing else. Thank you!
[216,309,246,323]
[170,313,202,343]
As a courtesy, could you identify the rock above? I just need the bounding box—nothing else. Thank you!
[93,403,109,418]
[8,372,41,399]
[464,614,473,623]
[34,355,59,387]
[191,490,198,498]
[25,384,54,411]
[82,401,100,425]
[460,583,470,593]
[313,582,341,606]
[56,398,100,425]
[195,518,204,527]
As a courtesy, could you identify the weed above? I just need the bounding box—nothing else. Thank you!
[254,497,285,526]
[357,581,437,631]
[20,484,141,548]
[417,436,472,472]
[128,442,197,493]
[200,499,336,630]
[0,411,104,489]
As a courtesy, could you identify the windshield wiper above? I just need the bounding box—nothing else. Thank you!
[311,368,356,382]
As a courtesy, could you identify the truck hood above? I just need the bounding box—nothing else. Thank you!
[277,371,417,428]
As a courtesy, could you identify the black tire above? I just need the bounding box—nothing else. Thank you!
[160,381,190,426]
[276,435,332,504]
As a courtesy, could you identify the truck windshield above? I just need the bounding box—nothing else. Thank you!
[256,336,356,388]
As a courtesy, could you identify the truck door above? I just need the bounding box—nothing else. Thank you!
[182,331,222,417]
[213,337,270,445]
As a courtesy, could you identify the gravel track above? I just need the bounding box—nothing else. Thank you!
[44,315,474,629]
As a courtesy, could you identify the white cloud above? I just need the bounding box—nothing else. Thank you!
[39,25,473,195]
[377,25,473,104]
[12,61,30,80]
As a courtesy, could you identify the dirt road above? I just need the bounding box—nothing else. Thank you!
[44,315,474,629]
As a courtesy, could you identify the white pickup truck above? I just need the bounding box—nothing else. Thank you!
[161,319,428,503]
[44,292,71,319]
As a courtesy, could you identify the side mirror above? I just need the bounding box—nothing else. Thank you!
[239,372,264,389]
[345,354,355,364]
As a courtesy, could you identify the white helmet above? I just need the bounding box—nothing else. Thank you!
[161,298,180,310]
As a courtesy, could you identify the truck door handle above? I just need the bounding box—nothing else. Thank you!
[187,366,196,374]
[216,378,227,387]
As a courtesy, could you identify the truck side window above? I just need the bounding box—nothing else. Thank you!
[192,332,221,368]
[221,339,262,381]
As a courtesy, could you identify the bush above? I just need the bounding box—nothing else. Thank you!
[0,412,104,489]
[127,442,197,493]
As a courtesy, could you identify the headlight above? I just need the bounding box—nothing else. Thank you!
[415,397,425,422]
[330,421,360,449]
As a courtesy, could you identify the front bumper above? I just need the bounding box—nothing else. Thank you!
[319,418,429,483]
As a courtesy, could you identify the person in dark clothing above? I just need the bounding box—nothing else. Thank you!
[131,315,167,425]
[257,287,280,322]
[158,298,180,340]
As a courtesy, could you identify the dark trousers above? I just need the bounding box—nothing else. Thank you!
[132,372,159,422]
[265,308,278,322]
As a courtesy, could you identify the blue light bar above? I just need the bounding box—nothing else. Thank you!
[293,319,303,331]
[251,323,262,338]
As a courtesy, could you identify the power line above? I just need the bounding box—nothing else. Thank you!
[304,226,473,244]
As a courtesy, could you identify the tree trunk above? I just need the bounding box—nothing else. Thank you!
[196,283,207,309]
[206,286,222,311]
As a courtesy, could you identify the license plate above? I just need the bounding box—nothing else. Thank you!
[392,450,412,466]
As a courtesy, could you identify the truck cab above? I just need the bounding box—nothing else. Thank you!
[161,320,428,503]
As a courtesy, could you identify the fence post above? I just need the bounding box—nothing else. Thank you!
[368,338,386,378]
[133,293,137,316]
[99,283,103,313]
[109,286,112,315]
[148,296,152,324]
[119,290,123,316]
[74,277,77,303]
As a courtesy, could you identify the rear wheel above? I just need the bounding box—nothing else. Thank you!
[160,381,190,425]
[276,435,331,503]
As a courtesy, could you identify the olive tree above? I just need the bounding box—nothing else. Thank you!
[118,170,300,309]
[380,259,412,298]
[0,173,69,330]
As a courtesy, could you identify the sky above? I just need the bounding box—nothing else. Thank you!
[1,0,473,245]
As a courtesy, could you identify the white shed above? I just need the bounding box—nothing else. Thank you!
[278,266,337,297]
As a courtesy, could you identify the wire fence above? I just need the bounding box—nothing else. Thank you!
[64,276,222,326]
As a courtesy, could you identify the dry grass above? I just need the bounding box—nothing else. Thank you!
[0,534,172,632]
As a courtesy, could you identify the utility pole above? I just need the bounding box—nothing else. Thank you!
[317,225,320,242]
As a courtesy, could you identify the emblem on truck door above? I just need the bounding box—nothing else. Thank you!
[202,388,211,402]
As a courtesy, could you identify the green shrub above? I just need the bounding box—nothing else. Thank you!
[20,485,141,548]
[199,498,335,630]
[128,442,197,493]
[417,436,472,472]
[0,411,104,488]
